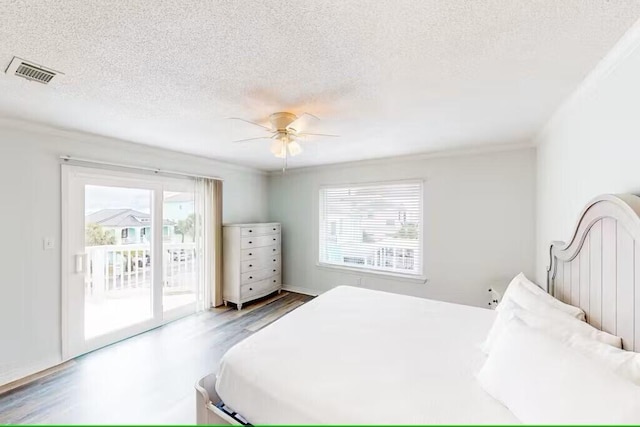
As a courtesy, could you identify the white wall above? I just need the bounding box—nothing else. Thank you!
[535,24,640,286]
[268,147,536,307]
[0,119,269,386]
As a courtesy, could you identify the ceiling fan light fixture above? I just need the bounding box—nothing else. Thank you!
[287,139,302,156]
[270,139,286,158]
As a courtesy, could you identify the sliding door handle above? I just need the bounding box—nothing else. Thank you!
[75,253,88,273]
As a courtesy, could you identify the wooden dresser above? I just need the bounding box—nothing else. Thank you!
[222,222,281,310]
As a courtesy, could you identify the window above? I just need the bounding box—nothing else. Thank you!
[319,181,423,276]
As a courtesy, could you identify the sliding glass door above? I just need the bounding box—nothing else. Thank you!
[84,184,154,339]
[162,189,197,316]
[62,166,198,359]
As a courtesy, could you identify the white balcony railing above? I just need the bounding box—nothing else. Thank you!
[84,243,197,297]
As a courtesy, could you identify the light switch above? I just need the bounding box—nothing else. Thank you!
[43,237,55,250]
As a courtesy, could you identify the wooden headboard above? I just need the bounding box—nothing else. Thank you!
[548,194,640,351]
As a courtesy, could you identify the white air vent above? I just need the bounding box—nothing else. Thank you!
[5,56,63,84]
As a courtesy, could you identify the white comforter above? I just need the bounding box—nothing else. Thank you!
[216,286,518,424]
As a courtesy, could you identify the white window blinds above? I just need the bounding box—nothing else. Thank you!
[319,181,423,276]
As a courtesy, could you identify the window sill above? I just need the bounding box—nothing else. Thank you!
[316,262,428,284]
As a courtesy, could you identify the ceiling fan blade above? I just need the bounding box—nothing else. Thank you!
[232,137,273,143]
[227,117,273,131]
[297,132,340,138]
[286,112,321,133]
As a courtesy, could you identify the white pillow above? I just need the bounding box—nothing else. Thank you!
[481,299,622,354]
[565,332,640,386]
[499,273,586,321]
[477,318,640,424]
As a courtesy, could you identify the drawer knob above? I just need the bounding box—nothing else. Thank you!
[249,264,253,267]
[249,253,252,256]
[273,269,276,272]
[273,228,276,231]
[273,280,276,283]
[249,276,253,279]
[249,241,252,244]
[273,238,276,241]
[273,248,276,251]
[249,230,253,233]
[273,259,276,262]
[249,287,253,291]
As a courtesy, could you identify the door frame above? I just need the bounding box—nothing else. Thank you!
[160,181,199,323]
[61,165,197,360]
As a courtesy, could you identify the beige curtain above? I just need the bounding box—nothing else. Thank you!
[195,178,223,310]
[211,179,223,307]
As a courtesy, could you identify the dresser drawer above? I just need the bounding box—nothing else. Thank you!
[241,255,280,273]
[241,267,280,284]
[241,224,280,237]
[241,245,280,260]
[241,275,281,298]
[241,234,280,249]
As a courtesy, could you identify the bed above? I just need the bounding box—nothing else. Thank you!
[196,193,640,424]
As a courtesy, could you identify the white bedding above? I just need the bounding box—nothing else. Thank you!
[215,286,519,424]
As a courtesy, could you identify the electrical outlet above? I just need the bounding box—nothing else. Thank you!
[43,237,55,250]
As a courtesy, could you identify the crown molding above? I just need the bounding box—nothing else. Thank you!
[534,18,640,143]
[0,115,268,176]
[266,141,535,176]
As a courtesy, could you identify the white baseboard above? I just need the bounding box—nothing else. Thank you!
[282,285,321,297]
[0,356,62,389]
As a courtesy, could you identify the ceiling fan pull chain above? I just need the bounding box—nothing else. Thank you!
[282,149,287,174]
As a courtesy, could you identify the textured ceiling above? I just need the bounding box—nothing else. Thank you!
[0,1,639,170]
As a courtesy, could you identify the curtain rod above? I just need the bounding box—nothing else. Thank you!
[60,155,223,181]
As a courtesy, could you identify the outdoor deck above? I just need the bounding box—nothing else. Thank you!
[84,243,197,338]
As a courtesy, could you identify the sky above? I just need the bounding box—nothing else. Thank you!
[85,185,151,215]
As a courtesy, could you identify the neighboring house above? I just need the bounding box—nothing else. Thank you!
[324,202,419,271]
[164,192,195,221]
[86,208,175,245]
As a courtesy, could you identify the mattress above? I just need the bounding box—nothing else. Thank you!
[215,286,519,424]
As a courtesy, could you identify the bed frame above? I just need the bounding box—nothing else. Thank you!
[548,193,640,352]
[196,193,640,424]
[195,373,243,425]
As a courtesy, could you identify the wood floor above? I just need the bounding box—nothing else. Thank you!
[0,291,312,424]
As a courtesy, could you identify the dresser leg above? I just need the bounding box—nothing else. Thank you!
[223,300,228,307]
[237,303,243,310]
[278,289,282,295]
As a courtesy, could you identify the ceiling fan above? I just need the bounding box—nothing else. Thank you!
[229,112,339,171]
